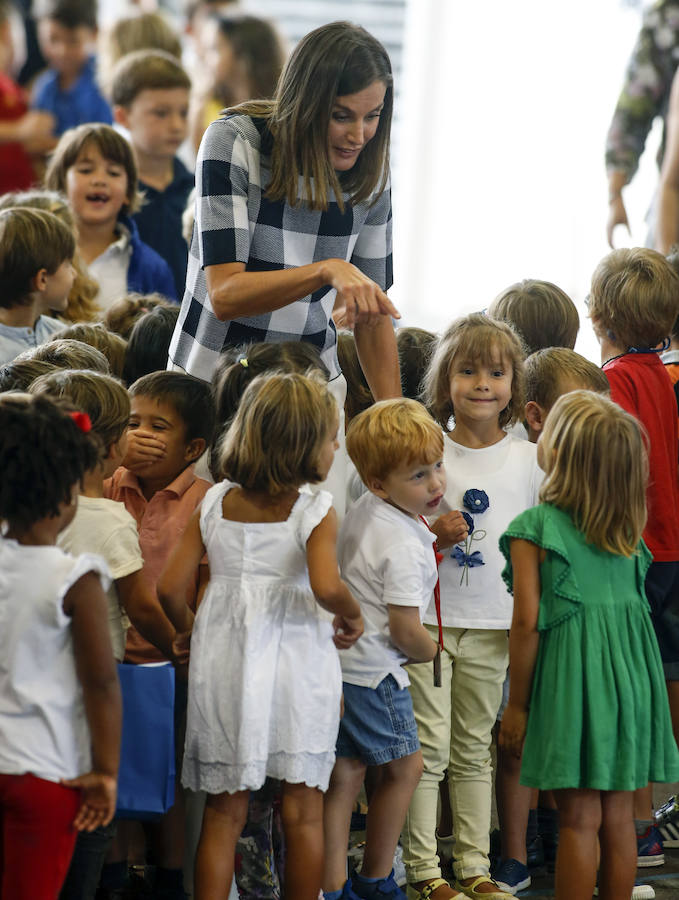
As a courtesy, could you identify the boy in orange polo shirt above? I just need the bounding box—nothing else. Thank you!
[103,370,215,900]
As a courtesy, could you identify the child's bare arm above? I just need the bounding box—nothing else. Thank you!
[388,604,438,662]
[307,508,363,632]
[499,538,541,758]
[61,571,121,831]
[116,570,176,661]
[156,509,204,633]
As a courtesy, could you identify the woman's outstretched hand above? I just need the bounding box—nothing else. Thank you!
[323,259,400,328]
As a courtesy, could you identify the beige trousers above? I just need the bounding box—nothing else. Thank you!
[402,625,508,883]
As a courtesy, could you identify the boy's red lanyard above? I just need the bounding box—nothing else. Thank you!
[420,516,443,686]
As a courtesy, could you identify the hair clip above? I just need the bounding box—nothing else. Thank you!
[69,411,92,433]
[238,357,248,368]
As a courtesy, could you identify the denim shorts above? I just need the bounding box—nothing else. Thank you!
[336,675,420,766]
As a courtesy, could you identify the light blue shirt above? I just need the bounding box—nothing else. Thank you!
[0,315,65,365]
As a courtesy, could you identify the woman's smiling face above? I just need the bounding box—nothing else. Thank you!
[327,79,386,172]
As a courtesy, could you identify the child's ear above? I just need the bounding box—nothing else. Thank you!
[113,105,130,129]
[524,401,545,443]
[31,268,48,293]
[184,437,206,464]
[366,476,389,500]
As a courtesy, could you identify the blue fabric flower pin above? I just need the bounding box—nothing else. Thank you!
[463,489,490,514]
[454,490,489,585]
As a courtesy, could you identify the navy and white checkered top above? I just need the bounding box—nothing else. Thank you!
[168,114,393,382]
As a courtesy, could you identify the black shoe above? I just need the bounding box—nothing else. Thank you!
[526,834,545,871]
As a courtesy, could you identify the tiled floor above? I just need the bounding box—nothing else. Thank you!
[519,854,679,899]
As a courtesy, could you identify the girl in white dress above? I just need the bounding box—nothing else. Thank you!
[158,371,363,900]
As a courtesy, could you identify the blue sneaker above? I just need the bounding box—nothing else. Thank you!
[492,858,531,895]
[637,825,664,867]
[324,880,362,900]
[351,869,407,899]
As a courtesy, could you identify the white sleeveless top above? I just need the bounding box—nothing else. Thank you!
[0,537,110,782]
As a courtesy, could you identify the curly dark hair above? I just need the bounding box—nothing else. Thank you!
[0,394,99,531]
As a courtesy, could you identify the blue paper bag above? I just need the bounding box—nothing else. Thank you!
[116,662,176,819]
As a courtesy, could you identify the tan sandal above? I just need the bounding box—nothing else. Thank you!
[407,878,462,900]
[455,876,514,900]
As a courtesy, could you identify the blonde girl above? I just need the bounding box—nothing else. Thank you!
[403,313,541,900]
[499,390,679,899]
[157,372,362,900]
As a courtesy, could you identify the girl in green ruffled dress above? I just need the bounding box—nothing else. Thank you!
[499,390,679,900]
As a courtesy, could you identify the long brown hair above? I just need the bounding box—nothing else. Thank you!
[232,21,392,212]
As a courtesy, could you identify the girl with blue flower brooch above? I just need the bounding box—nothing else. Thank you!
[402,314,542,900]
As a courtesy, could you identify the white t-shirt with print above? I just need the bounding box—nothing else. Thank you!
[427,432,541,630]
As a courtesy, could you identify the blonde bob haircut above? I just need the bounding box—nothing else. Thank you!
[58,322,127,379]
[45,124,143,217]
[423,313,525,430]
[233,21,393,213]
[524,347,610,411]
[346,398,443,485]
[588,247,679,349]
[539,390,648,557]
[218,371,337,493]
[30,368,130,449]
[488,279,579,356]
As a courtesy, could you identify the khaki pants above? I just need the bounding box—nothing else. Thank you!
[402,626,508,883]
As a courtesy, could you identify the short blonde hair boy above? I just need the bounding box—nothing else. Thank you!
[219,372,337,494]
[488,279,579,355]
[30,368,130,449]
[525,347,610,412]
[111,49,191,109]
[588,247,679,349]
[540,390,648,557]
[424,313,526,429]
[58,322,127,379]
[346,398,443,485]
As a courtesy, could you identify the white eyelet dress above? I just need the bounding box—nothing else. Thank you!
[182,481,342,795]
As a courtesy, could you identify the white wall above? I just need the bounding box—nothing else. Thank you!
[393,0,661,362]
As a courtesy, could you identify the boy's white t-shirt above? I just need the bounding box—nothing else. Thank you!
[58,496,143,660]
[428,432,542,630]
[338,491,438,689]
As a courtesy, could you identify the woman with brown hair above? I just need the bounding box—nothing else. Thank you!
[168,21,402,490]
